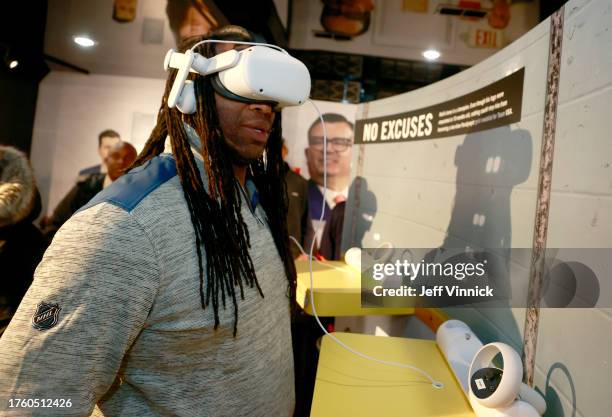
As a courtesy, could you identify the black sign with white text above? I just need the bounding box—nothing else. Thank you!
[355,68,524,144]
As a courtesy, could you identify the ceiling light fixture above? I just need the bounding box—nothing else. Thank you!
[73,36,96,48]
[423,49,441,61]
[9,60,18,69]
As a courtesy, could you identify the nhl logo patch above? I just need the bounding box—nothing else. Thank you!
[32,302,61,331]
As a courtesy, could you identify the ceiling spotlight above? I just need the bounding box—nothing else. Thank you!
[73,36,96,48]
[9,60,18,69]
[423,49,441,61]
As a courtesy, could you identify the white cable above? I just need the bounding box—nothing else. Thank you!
[305,99,444,389]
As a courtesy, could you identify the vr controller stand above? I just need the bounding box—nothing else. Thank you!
[467,343,546,417]
[437,321,547,417]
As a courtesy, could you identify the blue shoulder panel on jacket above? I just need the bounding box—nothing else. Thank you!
[78,155,177,213]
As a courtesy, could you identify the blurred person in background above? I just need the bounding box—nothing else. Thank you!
[0,146,45,335]
[78,129,121,176]
[43,141,137,241]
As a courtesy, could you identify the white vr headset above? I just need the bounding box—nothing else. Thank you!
[163,40,311,114]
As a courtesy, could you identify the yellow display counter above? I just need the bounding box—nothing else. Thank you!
[295,260,415,316]
[311,332,475,417]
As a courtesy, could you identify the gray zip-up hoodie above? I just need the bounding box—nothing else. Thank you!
[0,133,295,417]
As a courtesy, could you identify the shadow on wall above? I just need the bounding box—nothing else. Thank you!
[444,125,532,250]
[543,362,576,417]
[541,254,601,308]
[342,176,378,250]
[442,125,533,349]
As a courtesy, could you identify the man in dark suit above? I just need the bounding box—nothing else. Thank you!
[304,113,354,252]
[46,141,137,241]
[78,129,121,176]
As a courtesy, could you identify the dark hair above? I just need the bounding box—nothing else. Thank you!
[132,25,296,335]
[307,113,354,142]
[98,129,120,147]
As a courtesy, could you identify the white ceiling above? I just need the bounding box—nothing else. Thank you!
[45,0,177,79]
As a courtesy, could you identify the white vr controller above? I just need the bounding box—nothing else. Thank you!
[437,321,547,417]
[468,343,547,417]
[163,40,311,114]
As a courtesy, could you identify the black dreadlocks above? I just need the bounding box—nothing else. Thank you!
[132,26,297,336]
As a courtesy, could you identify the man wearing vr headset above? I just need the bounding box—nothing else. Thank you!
[0,26,297,417]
